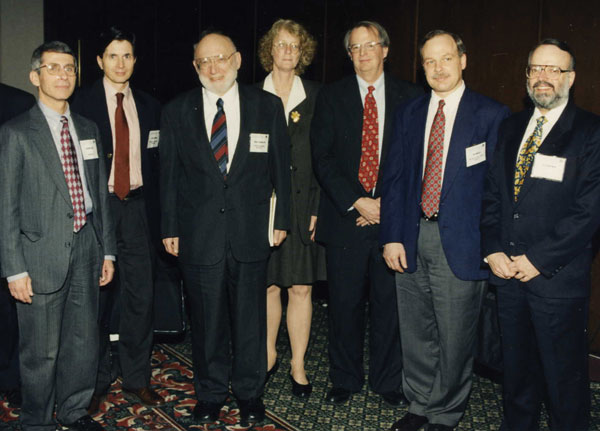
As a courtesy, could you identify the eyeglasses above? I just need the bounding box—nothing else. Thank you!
[37,63,77,76]
[194,52,237,71]
[526,65,573,79]
[348,41,382,54]
[274,41,300,53]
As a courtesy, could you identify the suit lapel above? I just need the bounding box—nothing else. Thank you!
[410,95,430,192]
[441,90,475,200]
[28,107,72,207]
[504,110,531,206]
[227,84,251,180]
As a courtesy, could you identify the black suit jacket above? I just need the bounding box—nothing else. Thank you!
[0,83,35,126]
[311,73,422,246]
[481,102,600,298]
[160,84,291,265]
[71,79,162,242]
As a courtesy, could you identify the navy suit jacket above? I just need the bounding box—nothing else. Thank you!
[381,88,510,281]
[71,79,162,242]
[481,102,600,298]
[311,74,422,247]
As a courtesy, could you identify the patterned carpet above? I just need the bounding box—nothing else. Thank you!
[1,298,599,430]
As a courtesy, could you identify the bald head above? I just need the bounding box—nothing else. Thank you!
[193,32,241,96]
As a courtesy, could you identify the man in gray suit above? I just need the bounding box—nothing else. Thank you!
[0,41,116,431]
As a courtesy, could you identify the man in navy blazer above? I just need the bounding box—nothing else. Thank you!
[381,30,509,431]
[71,27,164,410]
[482,39,600,431]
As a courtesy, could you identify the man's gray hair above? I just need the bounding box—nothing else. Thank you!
[31,41,76,71]
[343,21,390,51]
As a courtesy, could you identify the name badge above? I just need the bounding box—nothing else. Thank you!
[147,130,160,149]
[531,153,566,182]
[250,133,269,153]
[80,139,98,160]
[465,142,486,167]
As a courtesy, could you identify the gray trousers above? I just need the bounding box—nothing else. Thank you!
[17,222,101,431]
[396,220,485,427]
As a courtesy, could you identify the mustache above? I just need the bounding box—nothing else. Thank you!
[431,73,449,79]
[533,81,554,90]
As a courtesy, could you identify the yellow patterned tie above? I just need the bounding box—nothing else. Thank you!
[514,116,547,201]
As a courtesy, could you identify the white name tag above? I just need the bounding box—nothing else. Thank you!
[80,139,98,160]
[531,153,566,182]
[465,142,486,167]
[250,133,269,153]
[147,130,159,149]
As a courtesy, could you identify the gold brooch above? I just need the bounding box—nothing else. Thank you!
[291,111,301,123]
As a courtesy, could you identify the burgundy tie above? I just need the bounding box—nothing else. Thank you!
[421,99,445,218]
[59,117,87,232]
[114,92,130,199]
[358,85,379,193]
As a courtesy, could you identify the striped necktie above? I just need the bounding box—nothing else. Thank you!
[210,98,228,177]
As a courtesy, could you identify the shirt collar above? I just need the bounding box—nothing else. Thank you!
[102,76,131,99]
[430,80,466,107]
[263,73,306,111]
[38,99,72,122]
[203,81,239,107]
[356,72,385,93]
[532,99,568,123]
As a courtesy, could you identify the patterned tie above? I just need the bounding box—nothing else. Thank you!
[514,116,548,201]
[421,99,446,218]
[59,116,87,232]
[114,92,130,199]
[211,98,228,177]
[358,85,379,193]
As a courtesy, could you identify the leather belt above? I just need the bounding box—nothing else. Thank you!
[421,211,439,222]
[111,187,143,201]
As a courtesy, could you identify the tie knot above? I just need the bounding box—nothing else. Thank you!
[438,99,446,109]
[116,92,124,104]
[367,85,375,94]
[60,116,68,126]
[217,98,224,109]
[536,116,547,127]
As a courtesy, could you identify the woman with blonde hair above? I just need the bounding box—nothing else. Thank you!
[258,19,325,398]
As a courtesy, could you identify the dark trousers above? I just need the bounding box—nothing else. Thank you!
[497,281,590,431]
[0,278,19,390]
[325,239,402,393]
[180,249,267,403]
[17,222,101,431]
[96,194,154,393]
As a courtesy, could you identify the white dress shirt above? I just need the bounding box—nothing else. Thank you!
[517,100,568,158]
[202,83,240,173]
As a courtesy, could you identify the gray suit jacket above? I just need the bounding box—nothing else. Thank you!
[0,104,116,294]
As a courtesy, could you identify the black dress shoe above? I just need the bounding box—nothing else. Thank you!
[237,397,265,424]
[325,387,353,404]
[193,400,222,424]
[289,373,312,398]
[380,390,408,407]
[389,412,428,431]
[265,360,280,384]
[427,424,453,431]
[65,415,104,431]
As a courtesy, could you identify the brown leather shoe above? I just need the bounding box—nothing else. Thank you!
[87,393,103,415]
[122,386,165,406]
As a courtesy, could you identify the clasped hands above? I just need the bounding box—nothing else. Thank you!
[486,252,540,282]
[354,197,380,227]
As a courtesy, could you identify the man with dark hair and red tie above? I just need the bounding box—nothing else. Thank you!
[311,21,422,407]
[380,30,509,431]
[160,30,290,426]
[71,26,164,412]
[0,41,116,431]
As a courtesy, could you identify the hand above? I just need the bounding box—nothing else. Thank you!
[8,276,33,304]
[163,237,179,257]
[273,229,287,246]
[383,242,408,273]
[356,216,369,227]
[353,197,380,224]
[486,252,516,279]
[99,260,114,286]
[309,215,317,242]
[510,255,540,282]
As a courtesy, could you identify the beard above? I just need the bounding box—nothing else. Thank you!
[199,68,237,96]
[526,79,570,110]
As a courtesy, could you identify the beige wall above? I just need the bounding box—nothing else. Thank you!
[0,0,43,96]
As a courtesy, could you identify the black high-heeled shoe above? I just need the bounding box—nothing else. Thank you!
[289,373,312,398]
[265,360,280,384]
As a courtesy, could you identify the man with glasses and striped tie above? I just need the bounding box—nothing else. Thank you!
[481,39,600,431]
[160,30,290,427]
[0,41,116,431]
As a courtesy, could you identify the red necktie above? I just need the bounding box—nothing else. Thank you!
[114,92,130,199]
[210,98,228,177]
[358,85,379,193]
[59,116,87,232]
[421,99,445,218]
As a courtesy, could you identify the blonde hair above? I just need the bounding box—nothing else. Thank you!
[258,19,317,75]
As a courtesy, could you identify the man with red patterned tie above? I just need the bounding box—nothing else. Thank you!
[311,21,422,406]
[381,30,509,431]
[0,41,115,431]
[71,27,164,412]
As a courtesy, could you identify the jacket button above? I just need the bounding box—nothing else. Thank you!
[509,241,515,246]
[513,213,520,219]
[223,184,228,189]
[220,208,225,213]
[65,242,71,248]
[67,212,73,218]
[296,190,301,194]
